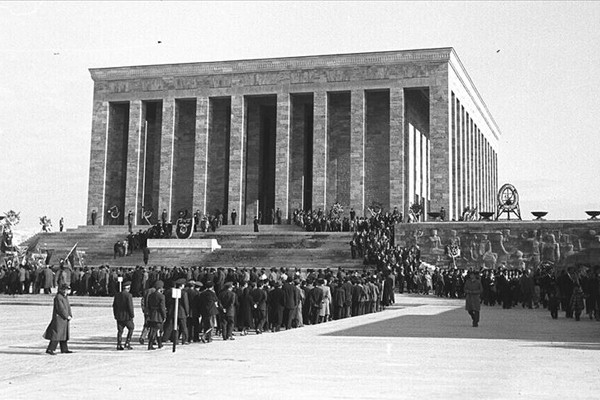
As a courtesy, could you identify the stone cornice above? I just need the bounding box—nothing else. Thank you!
[89,48,453,81]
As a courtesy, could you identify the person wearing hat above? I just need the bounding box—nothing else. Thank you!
[218,281,237,340]
[162,278,190,345]
[464,270,483,327]
[197,281,219,342]
[43,283,73,355]
[112,281,135,350]
[147,280,166,350]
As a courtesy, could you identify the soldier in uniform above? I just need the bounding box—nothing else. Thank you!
[112,281,134,350]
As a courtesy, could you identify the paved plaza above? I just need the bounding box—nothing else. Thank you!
[0,294,599,399]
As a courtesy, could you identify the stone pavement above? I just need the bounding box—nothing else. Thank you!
[0,294,599,399]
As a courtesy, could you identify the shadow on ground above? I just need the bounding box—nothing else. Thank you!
[325,306,600,344]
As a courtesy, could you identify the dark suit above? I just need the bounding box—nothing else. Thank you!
[163,288,190,344]
[112,290,135,346]
[308,286,323,324]
[218,289,237,339]
[186,288,201,342]
[282,282,299,329]
[268,287,285,331]
[250,287,267,333]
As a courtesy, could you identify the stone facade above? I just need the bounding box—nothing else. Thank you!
[87,48,501,225]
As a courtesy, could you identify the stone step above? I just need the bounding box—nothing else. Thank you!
[20,225,362,270]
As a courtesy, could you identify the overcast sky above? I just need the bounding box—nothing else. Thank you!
[1,1,599,234]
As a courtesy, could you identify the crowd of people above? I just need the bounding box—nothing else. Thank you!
[345,205,600,324]
[32,264,395,352]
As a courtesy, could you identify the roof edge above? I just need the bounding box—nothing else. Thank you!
[89,47,454,81]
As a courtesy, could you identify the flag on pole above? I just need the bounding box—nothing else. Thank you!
[66,242,78,267]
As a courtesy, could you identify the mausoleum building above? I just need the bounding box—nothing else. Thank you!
[86,47,500,225]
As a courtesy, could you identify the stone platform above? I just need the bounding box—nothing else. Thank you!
[1,294,599,399]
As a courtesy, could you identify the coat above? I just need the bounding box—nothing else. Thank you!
[237,287,253,327]
[282,282,299,309]
[198,289,219,317]
[250,287,267,311]
[218,289,237,317]
[147,290,166,323]
[464,278,483,312]
[43,292,72,341]
[113,290,135,321]
[319,285,332,317]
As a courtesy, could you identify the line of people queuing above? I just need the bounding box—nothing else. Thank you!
[134,266,395,350]
[42,265,396,354]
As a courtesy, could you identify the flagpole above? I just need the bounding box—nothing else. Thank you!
[65,242,78,260]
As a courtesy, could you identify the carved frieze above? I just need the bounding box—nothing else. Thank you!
[96,62,443,95]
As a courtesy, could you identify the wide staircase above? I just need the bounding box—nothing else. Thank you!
[19,224,363,270]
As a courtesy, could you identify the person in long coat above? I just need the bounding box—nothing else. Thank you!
[218,282,237,340]
[464,270,483,327]
[44,284,73,355]
[250,281,267,334]
[237,281,253,335]
[268,281,285,332]
[318,279,332,322]
[282,278,299,329]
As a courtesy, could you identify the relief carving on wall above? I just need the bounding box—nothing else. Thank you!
[397,223,600,271]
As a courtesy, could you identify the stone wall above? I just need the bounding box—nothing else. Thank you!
[394,220,600,270]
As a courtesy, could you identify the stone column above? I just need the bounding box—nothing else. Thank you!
[87,99,109,225]
[428,84,450,213]
[479,131,484,210]
[350,89,365,215]
[389,87,405,216]
[124,100,142,225]
[486,140,490,211]
[475,128,480,210]
[228,95,245,224]
[312,91,327,212]
[193,97,209,215]
[274,92,291,223]
[466,116,472,209]
[158,98,175,222]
